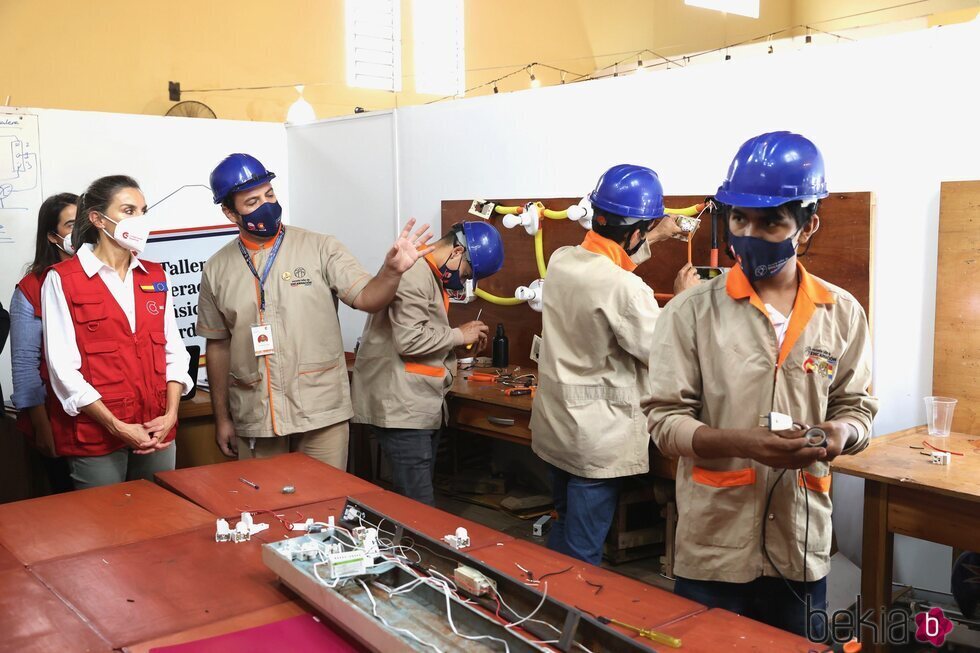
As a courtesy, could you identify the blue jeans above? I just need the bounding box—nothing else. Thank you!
[373,427,440,506]
[674,575,828,640]
[547,465,621,566]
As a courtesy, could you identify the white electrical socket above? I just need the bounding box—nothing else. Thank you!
[530,334,542,363]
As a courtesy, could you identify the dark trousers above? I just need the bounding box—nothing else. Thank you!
[373,427,440,506]
[547,465,621,566]
[674,575,828,640]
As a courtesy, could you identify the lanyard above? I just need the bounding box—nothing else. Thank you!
[237,226,286,314]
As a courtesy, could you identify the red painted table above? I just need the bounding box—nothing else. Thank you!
[156,452,382,518]
[0,479,215,565]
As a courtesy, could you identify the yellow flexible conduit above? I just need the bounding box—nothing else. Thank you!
[475,201,704,306]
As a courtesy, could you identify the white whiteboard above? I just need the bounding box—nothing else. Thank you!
[0,107,287,404]
[286,111,399,351]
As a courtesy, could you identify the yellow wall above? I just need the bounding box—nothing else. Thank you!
[1,0,975,122]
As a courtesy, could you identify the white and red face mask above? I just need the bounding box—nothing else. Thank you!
[100,212,151,256]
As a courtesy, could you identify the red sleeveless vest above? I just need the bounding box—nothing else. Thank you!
[47,256,176,457]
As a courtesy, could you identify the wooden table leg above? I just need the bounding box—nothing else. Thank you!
[861,479,893,652]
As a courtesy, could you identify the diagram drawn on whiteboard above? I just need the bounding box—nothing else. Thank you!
[0,113,43,244]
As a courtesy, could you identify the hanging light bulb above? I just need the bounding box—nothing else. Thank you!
[635,57,645,73]
[493,82,499,94]
[805,27,812,44]
[560,71,566,84]
[527,66,540,88]
[287,85,316,124]
[725,48,731,61]
[768,44,774,54]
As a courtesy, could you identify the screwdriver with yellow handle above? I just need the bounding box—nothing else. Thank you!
[594,614,682,648]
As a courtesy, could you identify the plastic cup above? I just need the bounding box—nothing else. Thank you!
[924,396,957,436]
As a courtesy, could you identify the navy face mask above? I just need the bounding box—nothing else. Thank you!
[239,201,282,238]
[439,250,466,290]
[728,229,801,282]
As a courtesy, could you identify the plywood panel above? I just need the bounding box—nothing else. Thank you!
[443,193,873,368]
[934,181,980,434]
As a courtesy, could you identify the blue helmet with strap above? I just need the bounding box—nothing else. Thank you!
[715,132,828,208]
[589,164,665,222]
[210,153,276,204]
[460,221,504,280]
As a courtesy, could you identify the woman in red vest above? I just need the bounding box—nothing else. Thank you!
[41,176,192,489]
[9,192,78,493]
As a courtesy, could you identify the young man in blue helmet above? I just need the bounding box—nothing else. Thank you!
[197,153,434,469]
[530,164,699,565]
[352,221,505,506]
[644,132,878,637]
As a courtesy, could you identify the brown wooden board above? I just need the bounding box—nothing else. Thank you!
[468,538,703,634]
[0,567,112,653]
[443,193,872,368]
[831,426,980,502]
[934,181,980,434]
[155,452,383,519]
[0,479,216,566]
[30,525,295,648]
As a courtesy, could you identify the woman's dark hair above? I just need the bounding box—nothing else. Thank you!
[28,192,79,276]
[71,175,141,253]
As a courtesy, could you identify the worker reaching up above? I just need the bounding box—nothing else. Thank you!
[353,221,504,506]
[643,132,878,638]
[530,164,700,565]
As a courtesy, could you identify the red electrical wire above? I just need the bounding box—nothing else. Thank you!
[922,440,964,456]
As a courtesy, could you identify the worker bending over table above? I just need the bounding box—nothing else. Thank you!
[644,131,878,638]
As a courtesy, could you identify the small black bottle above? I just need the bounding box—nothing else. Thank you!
[492,324,509,368]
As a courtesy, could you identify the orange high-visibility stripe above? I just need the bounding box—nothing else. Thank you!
[405,362,445,378]
[691,466,757,488]
[798,470,832,493]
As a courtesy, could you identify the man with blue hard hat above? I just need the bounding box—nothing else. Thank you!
[644,132,878,638]
[530,164,699,565]
[197,153,435,469]
[352,221,504,505]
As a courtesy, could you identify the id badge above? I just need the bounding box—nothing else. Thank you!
[251,323,275,357]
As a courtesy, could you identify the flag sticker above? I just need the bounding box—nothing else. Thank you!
[140,282,168,293]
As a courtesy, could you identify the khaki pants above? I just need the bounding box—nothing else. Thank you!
[236,421,349,470]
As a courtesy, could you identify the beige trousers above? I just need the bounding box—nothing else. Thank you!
[236,421,349,470]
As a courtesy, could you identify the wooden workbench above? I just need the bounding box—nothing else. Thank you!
[832,425,980,651]
[0,453,822,651]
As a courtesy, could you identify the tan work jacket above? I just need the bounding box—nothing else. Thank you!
[643,263,878,584]
[530,231,662,479]
[352,256,462,430]
[197,226,372,438]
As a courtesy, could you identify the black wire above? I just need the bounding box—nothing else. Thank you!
[146,184,213,212]
[761,468,807,605]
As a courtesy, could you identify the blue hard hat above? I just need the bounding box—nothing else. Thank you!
[210,153,277,204]
[460,221,505,280]
[715,132,829,208]
[589,164,665,221]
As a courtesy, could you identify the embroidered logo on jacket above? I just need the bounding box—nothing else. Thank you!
[803,346,837,380]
